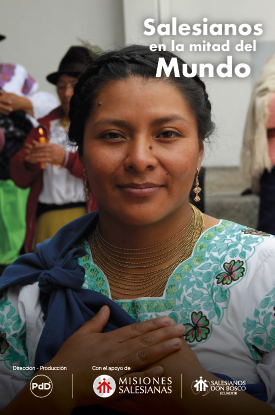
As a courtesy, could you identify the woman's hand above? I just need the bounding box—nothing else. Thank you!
[23,140,66,166]
[103,336,198,414]
[46,305,185,409]
[0,91,33,116]
[2,306,185,414]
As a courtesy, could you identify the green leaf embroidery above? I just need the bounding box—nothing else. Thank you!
[208,310,215,320]
[215,288,228,303]
[188,288,203,302]
[202,272,212,284]
[252,336,264,346]
[263,312,272,328]
[198,262,212,270]
[264,343,272,352]
[203,302,214,311]
[267,287,275,297]
[239,251,246,259]
[259,297,271,309]
[254,308,260,318]
[186,280,196,292]
[251,327,266,336]
[214,305,221,321]
[243,317,257,334]
[172,305,182,312]
[182,297,192,309]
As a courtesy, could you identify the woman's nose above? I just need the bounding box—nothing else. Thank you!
[124,138,158,172]
[64,85,74,99]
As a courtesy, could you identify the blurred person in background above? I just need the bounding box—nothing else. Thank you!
[10,46,98,254]
[241,55,275,235]
[0,34,57,275]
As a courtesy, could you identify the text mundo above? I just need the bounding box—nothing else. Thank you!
[156,56,250,78]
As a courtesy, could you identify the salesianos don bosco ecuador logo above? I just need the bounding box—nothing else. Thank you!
[93,375,116,398]
[191,376,210,396]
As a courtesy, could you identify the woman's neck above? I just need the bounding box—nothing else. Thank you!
[97,203,193,249]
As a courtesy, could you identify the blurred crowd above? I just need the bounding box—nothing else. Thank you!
[0,36,98,275]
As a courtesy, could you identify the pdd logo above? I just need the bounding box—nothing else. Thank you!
[30,374,53,398]
[93,375,116,398]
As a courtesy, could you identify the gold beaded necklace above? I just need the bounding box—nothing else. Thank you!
[89,204,205,300]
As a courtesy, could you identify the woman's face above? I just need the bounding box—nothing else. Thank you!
[57,74,78,117]
[83,77,203,227]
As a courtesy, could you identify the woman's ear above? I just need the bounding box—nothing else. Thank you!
[197,140,204,171]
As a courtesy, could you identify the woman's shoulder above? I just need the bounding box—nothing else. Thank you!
[198,218,275,283]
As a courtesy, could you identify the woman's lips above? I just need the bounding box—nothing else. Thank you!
[118,183,163,196]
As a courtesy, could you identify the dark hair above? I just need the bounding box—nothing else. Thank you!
[68,45,214,155]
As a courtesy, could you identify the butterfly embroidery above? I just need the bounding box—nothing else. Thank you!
[215,260,245,285]
[0,331,9,354]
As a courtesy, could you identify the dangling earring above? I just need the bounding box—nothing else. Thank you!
[193,168,201,202]
[83,168,91,201]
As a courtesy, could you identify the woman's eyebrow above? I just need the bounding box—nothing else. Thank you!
[93,116,189,129]
[151,115,189,126]
[93,119,130,128]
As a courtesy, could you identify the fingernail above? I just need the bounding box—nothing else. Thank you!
[98,305,107,314]
[170,338,181,347]
[174,323,185,332]
[160,316,171,325]
[153,366,164,376]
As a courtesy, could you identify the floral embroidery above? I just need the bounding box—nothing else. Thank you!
[215,225,226,233]
[242,229,270,236]
[144,301,153,312]
[196,242,208,252]
[89,268,99,278]
[0,293,33,376]
[215,260,245,285]
[193,255,203,265]
[131,302,142,314]
[95,277,104,288]
[0,64,15,88]
[203,231,215,241]
[166,285,177,296]
[243,287,275,358]
[22,74,36,95]
[78,221,268,348]
[0,330,9,354]
[120,302,131,313]
[172,273,182,282]
[164,299,175,310]
[181,262,192,272]
[153,301,164,312]
[184,311,210,342]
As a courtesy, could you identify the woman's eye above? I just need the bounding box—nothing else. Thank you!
[101,132,124,139]
[158,131,180,139]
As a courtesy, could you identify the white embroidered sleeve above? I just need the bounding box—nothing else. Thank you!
[0,283,44,409]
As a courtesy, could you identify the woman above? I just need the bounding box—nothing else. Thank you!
[10,46,98,253]
[0,46,274,414]
[0,33,57,271]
